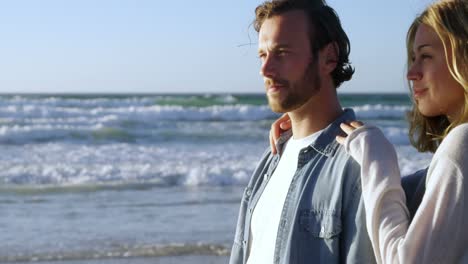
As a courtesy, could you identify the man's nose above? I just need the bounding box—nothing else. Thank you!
[260,54,277,78]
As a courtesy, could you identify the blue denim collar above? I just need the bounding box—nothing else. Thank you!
[275,108,356,157]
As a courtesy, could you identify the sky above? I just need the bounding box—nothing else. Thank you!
[0,0,434,94]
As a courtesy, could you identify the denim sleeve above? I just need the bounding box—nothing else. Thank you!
[229,148,273,264]
[341,157,376,264]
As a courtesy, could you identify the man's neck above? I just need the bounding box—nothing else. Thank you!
[288,90,343,139]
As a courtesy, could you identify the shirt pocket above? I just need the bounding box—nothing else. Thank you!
[299,210,342,239]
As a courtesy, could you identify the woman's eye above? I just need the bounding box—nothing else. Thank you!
[421,54,432,60]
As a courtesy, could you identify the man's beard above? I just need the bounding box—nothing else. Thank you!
[266,61,321,113]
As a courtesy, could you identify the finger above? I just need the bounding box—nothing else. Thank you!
[271,120,281,143]
[340,123,355,135]
[270,113,290,155]
[269,128,277,155]
[336,135,346,145]
[279,119,292,130]
[350,121,364,128]
[279,113,289,122]
[278,113,291,130]
[272,114,288,142]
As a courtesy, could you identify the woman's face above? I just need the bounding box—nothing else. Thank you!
[407,24,465,121]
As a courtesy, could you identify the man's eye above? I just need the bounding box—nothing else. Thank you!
[277,50,287,56]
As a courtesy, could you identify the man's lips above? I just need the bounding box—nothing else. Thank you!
[267,84,286,93]
[265,79,288,93]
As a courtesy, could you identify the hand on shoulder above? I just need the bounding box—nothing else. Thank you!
[336,121,364,145]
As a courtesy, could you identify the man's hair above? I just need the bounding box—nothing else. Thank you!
[253,0,354,88]
[406,0,468,153]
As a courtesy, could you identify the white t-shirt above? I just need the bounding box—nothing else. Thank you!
[247,131,321,264]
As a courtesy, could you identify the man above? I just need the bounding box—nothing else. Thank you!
[230,0,376,263]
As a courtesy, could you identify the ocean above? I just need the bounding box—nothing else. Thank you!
[0,93,432,263]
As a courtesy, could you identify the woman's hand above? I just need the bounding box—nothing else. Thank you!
[336,121,364,145]
[269,113,291,154]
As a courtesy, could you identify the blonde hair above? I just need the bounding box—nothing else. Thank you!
[407,0,468,153]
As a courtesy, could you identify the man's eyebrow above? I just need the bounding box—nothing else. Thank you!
[258,44,291,53]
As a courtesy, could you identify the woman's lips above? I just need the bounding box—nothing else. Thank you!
[413,88,428,98]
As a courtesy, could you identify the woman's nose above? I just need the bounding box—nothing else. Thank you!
[407,62,422,81]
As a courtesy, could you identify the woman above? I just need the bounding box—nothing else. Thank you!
[270,0,468,262]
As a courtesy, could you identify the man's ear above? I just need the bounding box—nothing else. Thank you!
[320,42,338,74]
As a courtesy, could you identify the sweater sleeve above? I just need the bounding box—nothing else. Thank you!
[344,125,466,264]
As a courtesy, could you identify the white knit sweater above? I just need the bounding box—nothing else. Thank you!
[344,123,468,264]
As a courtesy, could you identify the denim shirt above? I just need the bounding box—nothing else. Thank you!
[229,109,376,264]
